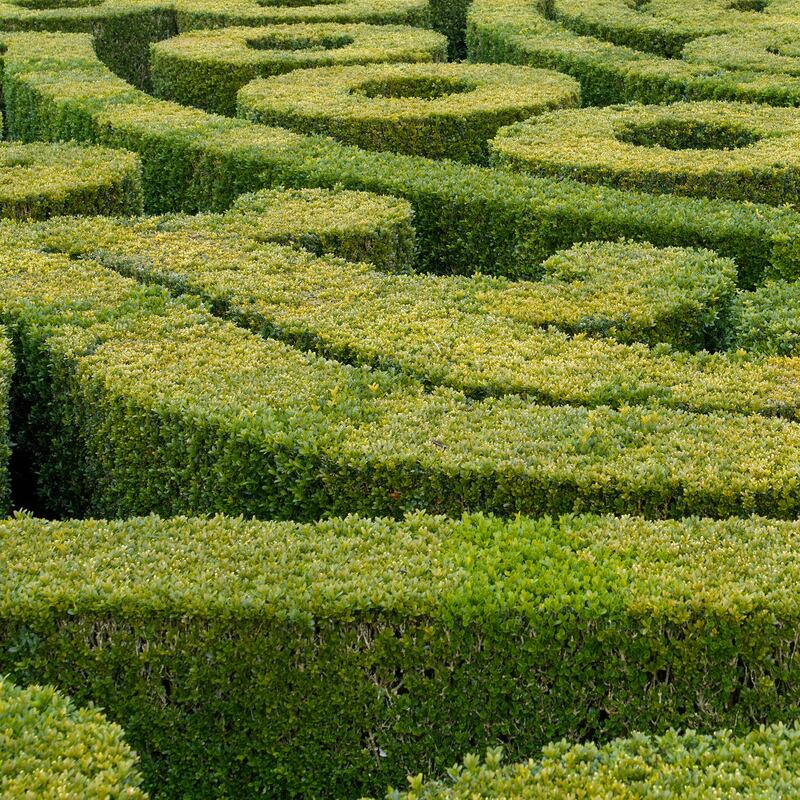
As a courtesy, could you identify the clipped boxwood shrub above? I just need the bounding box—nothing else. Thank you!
[729,279,800,356]
[9,31,800,283]
[0,140,143,218]
[384,725,800,799]
[238,61,580,163]
[0,329,11,515]
[229,187,417,271]
[0,677,147,799]
[683,26,800,76]
[6,513,800,797]
[466,0,800,107]
[151,23,447,116]
[174,0,429,32]
[23,214,800,421]
[491,101,800,206]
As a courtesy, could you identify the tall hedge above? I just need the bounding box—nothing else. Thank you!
[5,512,800,797]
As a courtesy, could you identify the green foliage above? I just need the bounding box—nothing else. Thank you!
[384,725,800,799]
[492,101,800,206]
[7,32,800,281]
[0,330,12,515]
[5,512,800,797]
[151,23,447,116]
[238,61,580,163]
[467,0,800,107]
[0,677,147,798]
[730,279,800,356]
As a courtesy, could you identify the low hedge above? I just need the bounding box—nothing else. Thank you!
[9,32,800,283]
[6,240,800,520]
[6,512,800,797]
[23,215,800,420]
[151,23,447,116]
[730,279,800,356]
[683,26,800,76]
[385,725,800,799]
[0,330,11,515]
[0,677,147,799]
[228,187,417,271]
[491,101,800,206]
[0,140,143,219]
[466,0,800,107]
[238,62,580,163]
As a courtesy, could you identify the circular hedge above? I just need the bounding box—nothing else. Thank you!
[0,677,147,798]
[151,23,447,116]
[237,62,580,162]
[0,140,143,218]
[387,725,800,799]
[490,100,800,205]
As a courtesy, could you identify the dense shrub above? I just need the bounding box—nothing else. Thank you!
[730,279,800,356]
[151,23,447,116]
[491,101,800,206]
[5,512,800,797]
[0,677,147,799]
[0,330,11,515]
[383,726,800,799]
[237,62,580,163]
[7,32,800,282]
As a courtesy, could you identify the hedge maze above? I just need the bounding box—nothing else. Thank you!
[3,0,800,798]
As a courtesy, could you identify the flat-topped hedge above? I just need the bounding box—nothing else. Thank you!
[5,512,800,797]
[151,23,448,116]
[383,725,800,799]
[491,101,800,206]
[0,677,147,799]
[8,31,800,282]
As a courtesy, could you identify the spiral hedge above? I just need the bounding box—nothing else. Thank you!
[4,4,800,799]
[151,23,448,116]
[0,677,147,799]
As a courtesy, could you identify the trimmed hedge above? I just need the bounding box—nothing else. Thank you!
[466,0,800,107]
[730,280,800,356]
[491,101,800,206]
[683,26,800,76]
[238,62,580,163]
[0,140,143,219]
[9,32,800,283]
[229,187,417,272]
[0,329,11,515]
[6,513,800,797]
[151,23,447,116]
[0,677,147,799]
[385,725,800,799]
[21,215,800,420]
[5,245,800,520]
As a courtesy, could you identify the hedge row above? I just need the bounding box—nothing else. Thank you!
[6,238,800,520]
[0,677,147,799]
[730,279,800,357]
[151,23,448,117]
[7,32,800,283]
[238,62,580,163]
[0,329,11,516]
[6,512,800,797]
[385,725,800,799]
[19,213,800,420]
[491,100,800,207]
[466,0,800,107]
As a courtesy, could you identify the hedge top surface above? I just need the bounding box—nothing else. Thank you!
[491,100,800,206]
[237,61,580,161]
[152,23,447,70]
[173,0,429,30]
[0,676,147,799]
[682,26,800,75]
[387,725,800,799]
[0,0,168,27]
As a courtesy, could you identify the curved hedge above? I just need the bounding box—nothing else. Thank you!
[467,0,800,107]
[238,62,580,163]
[385,725,800,799]
[491,101,800,206]
[151,23,447,116]
[6,512,800,797]
[0,140,143,218]
[683,26,800,76]
[0,677,147,799]
[9,32,800,284]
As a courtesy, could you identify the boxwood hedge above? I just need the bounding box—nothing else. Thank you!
[237,61,580,163]
[0,677,147,799]
[5,512,800,797]
[151,23,448,116]
[7,32,800,283]
[0,329,11,516]
[384,725,800,799]
[491,101,800,206]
